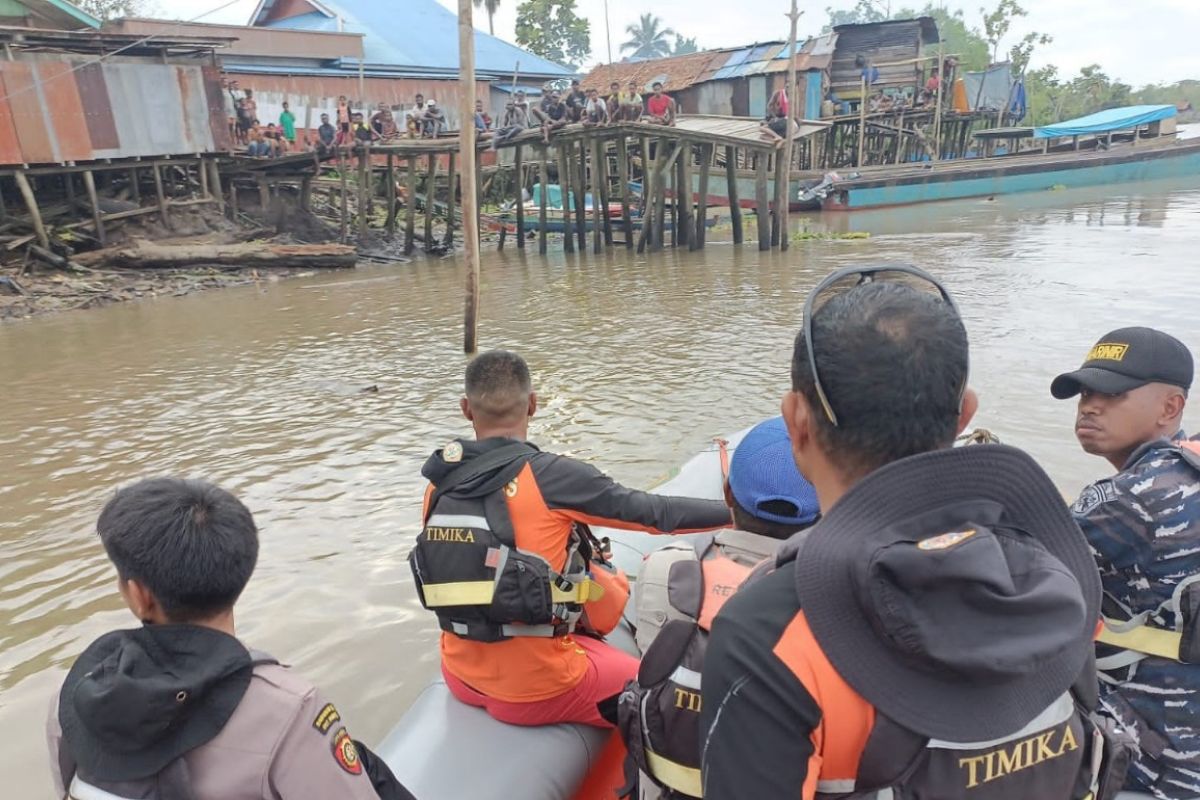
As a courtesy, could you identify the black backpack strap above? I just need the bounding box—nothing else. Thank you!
[424,442,536,521]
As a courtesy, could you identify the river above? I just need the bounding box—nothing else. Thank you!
[3,174,1200,795]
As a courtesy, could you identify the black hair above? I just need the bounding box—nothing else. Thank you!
[731,498,809,540]
[465,349,532,418]
[97,477,258,622]
[791,281,967,478]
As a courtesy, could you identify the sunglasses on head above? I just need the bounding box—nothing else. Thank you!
[802,264,965,427]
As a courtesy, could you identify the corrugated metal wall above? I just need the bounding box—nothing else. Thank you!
[831,22,923,95]
[0,54,232,166]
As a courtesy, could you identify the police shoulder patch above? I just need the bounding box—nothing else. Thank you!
[443,440,463,463]
[312,702,341,734]
[1071,480,1117,516]
[331,727,363,775]
[917,529,976,551]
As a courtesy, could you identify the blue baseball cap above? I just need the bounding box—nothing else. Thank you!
[729,417,820,526]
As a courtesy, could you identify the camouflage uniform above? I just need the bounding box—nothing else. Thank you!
[1072,434,1200,800]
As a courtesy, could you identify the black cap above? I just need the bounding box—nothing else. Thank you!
[1051,326,1193,399]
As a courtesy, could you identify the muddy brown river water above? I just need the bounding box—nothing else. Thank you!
[3,174,1200,795]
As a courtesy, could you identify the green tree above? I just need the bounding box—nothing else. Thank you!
[621,14,675,59]
[1008,30,1052,73]
[895,4,989,70]
[473,0,501,36]
[77,0,146,21]
[672,35,700,56]
[824,0,886,30]
[514,0,591,69]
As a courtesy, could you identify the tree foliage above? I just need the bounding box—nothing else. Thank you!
[621,14,675,59]
[77,0,147,21]
[823,0,886,30]
[514,0,591,69]
[672,35,700,56]
[473,0,501,36]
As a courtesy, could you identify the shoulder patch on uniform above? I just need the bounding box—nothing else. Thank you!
[331,727,362,775]
[917,529,976,551]
[1071,480,1117,516]
[443,440,463,463]
[312,702,341,734]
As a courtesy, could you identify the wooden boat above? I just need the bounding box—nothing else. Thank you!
[817,105,1200,210]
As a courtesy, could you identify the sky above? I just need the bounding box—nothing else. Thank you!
[165,0,1198,88]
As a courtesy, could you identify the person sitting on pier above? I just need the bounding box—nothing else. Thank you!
[762,87,789,139]
[474,99,493,132]
[46,477,416,800]
[582,88,610,127]
[405,93,427,137]
[564,78,587,123]
[352,112,379,148]
[606,80,623,120]
[646,82,676,126]
[422,101,447,138]
[620,80,644,121]
[492,101,528,149]
[246,125,271,158]
[924,67,941,101]
[264,122,285,156]
[317,113,336,155]
[413,350,731,731]
[371,103,400,141]
[531,90,568,143]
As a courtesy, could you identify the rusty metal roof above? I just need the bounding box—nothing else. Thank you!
[105,19,364,61]
[0,27,233,55]
[582,49,735,94]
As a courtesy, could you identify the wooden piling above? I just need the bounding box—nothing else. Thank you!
[358,144,369,241]
[616,136,632,247]
[597,138,612,247]
[771,152,785,247]
[636,139,653,254]
[779,0,800,252]
[573,141,587,252]
[339,150,349,243]
[14,171,48,249]
[514,145,525,249]
[458,0,481,354]
[198,158,209,199]
[754,154,769,251]
[590,137,603,254]
[680,145,693,250]
[669,154,680,249]
[537,146,548,255]
[128,167,140,203]
[424,153,437,248]
[443,152,457,247]
[726,145,743,244]
[556,143,574,253]
[405,157,416,253]
[82,169,106,245]
[152,163,169,227]
[208,160,223,212]
[386,153,397,239]
[695,144,712,248]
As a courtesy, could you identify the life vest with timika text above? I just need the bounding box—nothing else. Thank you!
[619,533,763,799]
[409,441,608,642]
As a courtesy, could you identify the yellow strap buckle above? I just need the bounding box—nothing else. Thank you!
[1098,616,1182,662]
[645,748,702,797]
[550,578,604,604]
[422,581,495,607]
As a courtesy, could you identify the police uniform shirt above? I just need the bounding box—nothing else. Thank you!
[47,661,382,800]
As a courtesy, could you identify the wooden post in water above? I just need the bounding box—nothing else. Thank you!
[82,169,106,245]
[443,152,457,247]
[679,144,692,250]
[514,144,525,249]
[932,40,945,160]
[754,153,769,251]
[425,153,437,248]
[207,161,223,213]
[538,146,549,255]
[386,153,397,239]
[857,73,867,168]
[128,167,140,203]
[779,0,801,251]
[616,136,632,247]
[556,143,574,253]
[14,171,48,249]
[636,138,654,253]
[574,141,587,251]
[590,137,603,254]
[405,157,416,253]
[152,163,170,227]
[695,144,712,248]
[771,151,786,247]
[358,144,369,241]
[458,0,481,353]
[597,138,612,247]
[725,145,743,244]
[339,150,349,243]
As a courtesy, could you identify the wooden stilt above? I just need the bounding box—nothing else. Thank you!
[458,0,481,353]
[14,170,48,249]
[514,145,525,250]
[229,179,239,218]
[385,153,396,239]
[425,153,437,248]
[779,0,800,252]
[208,161,223,213]
[198,158,209,199]
[680,145,693,250]
[771,151,786,247]
[755,153,769,251]
[358,144,370,241]
[152,163,169,227]
[590,137,602,254]
[654,142,674,252]
[64,172,76,209]
[636,139,654,254]
[695,144,712,249]
[128,167,140,203]
[339,150,349,243]
[726,145,743,244]
[669,154,679,249]
[616,136,632,247]
[597,138,612,247]
[557,143,574,253]
[258,176,271,218]
[82,169,106,245]
[405,157,416,254]
[573,141,587,252]
[443,152,457,247]
[300,176,312,212]
[538,146,549,255]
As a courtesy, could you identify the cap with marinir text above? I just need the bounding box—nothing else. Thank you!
[1051,326,1194,399]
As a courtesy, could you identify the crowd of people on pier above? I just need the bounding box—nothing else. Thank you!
[45,264,1200,800]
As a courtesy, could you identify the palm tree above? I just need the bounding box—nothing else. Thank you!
[473,0,500,35]
[621,13,675,59]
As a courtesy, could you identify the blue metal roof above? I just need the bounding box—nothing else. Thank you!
[254,0,573,79]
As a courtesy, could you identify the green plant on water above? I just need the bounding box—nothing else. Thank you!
[790,230,871,241]
[1049,184,1067,191]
